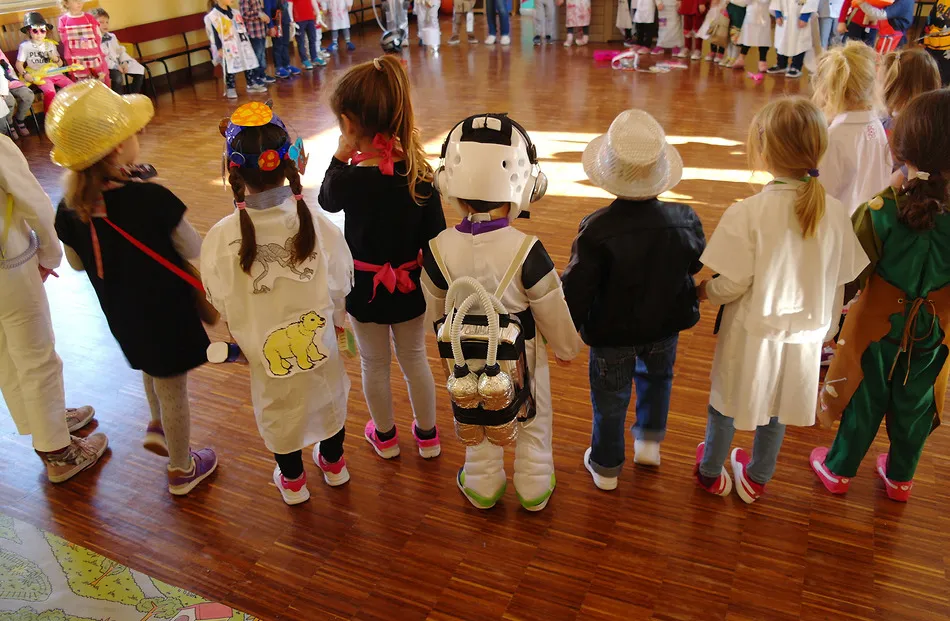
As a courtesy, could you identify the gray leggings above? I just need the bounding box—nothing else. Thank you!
[143,372,192,470]
[350,315,437,433]
[699,404,786,485]
[4,87,35,123]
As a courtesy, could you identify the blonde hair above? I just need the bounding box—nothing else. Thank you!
[63,158,127,224]
[329,55,432,205]
[812,41,880,119]
[881,47,942,119]
[749,97,829,239]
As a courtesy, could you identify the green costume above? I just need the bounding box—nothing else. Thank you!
[820,189,950,482]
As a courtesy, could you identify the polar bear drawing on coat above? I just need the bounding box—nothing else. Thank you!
[262,311,327,377]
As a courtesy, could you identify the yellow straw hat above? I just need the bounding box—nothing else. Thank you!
[46,79,154,171]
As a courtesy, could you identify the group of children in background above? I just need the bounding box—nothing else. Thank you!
[2,11,950,510]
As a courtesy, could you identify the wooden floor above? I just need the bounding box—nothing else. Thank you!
[2,19,949,621]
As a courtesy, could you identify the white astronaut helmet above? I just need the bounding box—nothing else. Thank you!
[434,113,547,221]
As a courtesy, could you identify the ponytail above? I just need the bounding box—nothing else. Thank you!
[63,159,127,223]
[284,161,316,263]
[812,41,877,119]
[795,176,826,239]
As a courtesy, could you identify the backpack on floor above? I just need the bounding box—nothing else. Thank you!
[427,236,537,447]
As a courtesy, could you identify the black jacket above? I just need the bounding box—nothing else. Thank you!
[561,198,706,347]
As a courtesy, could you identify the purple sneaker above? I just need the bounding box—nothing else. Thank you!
[143,421,168,456]
[167,448,217,495]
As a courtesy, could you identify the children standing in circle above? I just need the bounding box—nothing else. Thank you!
[202,102,353,505]
[48,80,217,496]
[652,0,685,56]
[695,97,867,503]
[562,0,592,46]
[205,0,267,99]
[679,0,707,59]
[486,0,513,45]
[326,0,356,51]
[0,134,106,484]
[319,56,446,463]
[813,41,891,216]
[812,90,950,503]
[734,0,772,73]
[767,0,818,78]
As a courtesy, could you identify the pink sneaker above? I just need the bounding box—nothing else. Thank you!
[731,448,765,504]
[143,421,169,457]
[809,447,851,494]
[694,442,733,497]
[313,445,350,486]
[412,424,441,459]
[650,46,664,55]
[272,466,310,505]
[364,420,400,459]
[876,454,913,502]
[672,47,687,58]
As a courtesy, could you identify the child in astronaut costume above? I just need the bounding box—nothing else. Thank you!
[421,114,582,512]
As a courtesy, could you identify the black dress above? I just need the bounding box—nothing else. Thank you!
[318,158,447,325]
[55,182,209,377]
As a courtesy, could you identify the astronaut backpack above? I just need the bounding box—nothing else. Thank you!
[428,236,537,448]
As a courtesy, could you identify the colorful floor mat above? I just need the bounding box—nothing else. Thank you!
[0,513,255,621]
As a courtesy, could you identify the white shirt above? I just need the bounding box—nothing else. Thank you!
[17,40,57,72]
[820,110,892,216]
[100,34,145,75]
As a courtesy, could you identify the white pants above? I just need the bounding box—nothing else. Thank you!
[534,0,557,38]
[461,338,555,506]
[416,4,441,45]
[0,257,69,452]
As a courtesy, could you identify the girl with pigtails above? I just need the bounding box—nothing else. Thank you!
[200,101,354,505]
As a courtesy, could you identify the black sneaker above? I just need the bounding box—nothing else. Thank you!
[533,35,541,46]
[786,67,803,78]
[766,65,788,74]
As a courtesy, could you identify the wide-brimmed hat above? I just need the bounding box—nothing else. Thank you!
[21,12,52,34]
[46,80,154,171]
[582,109,683,200]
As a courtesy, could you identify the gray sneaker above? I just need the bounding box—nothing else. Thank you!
[43,434,109,483]
[225,88,238,99]
[248,83,268,93]
[65,406,95,433]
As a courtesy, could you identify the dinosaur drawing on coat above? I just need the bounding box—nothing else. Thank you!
[230,235,318,293]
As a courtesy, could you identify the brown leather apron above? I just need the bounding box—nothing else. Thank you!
[818,273,950,429]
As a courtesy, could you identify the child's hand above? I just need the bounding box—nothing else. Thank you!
[700,3,706,11]
[797,18,808,28]
[836,21,847,33]
[38,265,58,282]
[335,134,356,160]
[119,64,128,74]
[776,16,784,25]
[260,11,272,23]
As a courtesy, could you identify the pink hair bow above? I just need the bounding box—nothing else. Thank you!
[371,133,397,176]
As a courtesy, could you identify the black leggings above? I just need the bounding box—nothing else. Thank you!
[740,45,769,61]
[568,25,590,35]
[635,20,657,46]
[274,426,346,479]
[710,44,724,54]
[775,51,805,71]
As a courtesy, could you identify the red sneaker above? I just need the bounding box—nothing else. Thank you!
[731,448,765,504]
[272,466,310,505]
[876,454,913,502]
[694,442,733,497]
[364,419,400,459]
[809,447,851,494]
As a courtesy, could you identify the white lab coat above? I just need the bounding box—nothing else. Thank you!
[0,136,68,453]
[819,110,893,216]
[421,223,582,506]
[656,0,686,47]
[634,0,657,25]
[100,34,145,75]
[204,8,260,74]
[701,180,868,430]
[738,0,773,46]
[617,0,634,31]
[770,0,818,56]
[201,196,353,454]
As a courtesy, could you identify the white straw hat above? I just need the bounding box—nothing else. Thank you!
[582,109,683,200]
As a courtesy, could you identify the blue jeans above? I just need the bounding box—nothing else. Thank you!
[296,19,318,63]
[273,32,290,67]
[699,405,786,485]
[249,37,268,80]
[818,17,836,48]
[486,0,510,36]
[587,335,678,476]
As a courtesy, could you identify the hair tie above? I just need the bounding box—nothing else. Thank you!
[235,201,247,210]
[807,169,819,178]
[373,57,383,70]
[293,194,304,201]
[910,170,931,181]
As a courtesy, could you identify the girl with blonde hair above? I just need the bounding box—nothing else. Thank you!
[694,97,868,503]
[813,41,892,215]
[319,55,446,463]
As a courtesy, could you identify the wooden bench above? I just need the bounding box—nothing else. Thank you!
[112,13,211,93]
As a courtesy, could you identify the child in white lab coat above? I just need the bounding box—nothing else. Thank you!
[92,8,146,95]
[695,97,867,504]
[652,0,685,55]
[813,41,891,215]
[205,0,267,99]
[0,135,106,484]
[202,102,353,505]
[767,0,818,77]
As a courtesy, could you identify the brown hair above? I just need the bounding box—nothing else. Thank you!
[90,7,108,18]
[329,55,432,205]
[748,97,829,239]
[881,48,941,119]
[812,41,880,119]
[890,90,950,231]
[63,159,127,223]
[228,123,315,273]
